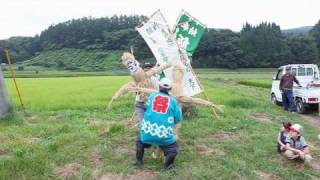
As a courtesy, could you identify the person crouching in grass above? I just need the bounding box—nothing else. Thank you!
[277,121,292,153]
[284,124,312,163]
[133,78,182,171]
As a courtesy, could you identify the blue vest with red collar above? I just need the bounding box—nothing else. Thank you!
[140,92,182,146]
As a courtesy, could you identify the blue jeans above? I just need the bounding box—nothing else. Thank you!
[282,90,296,112]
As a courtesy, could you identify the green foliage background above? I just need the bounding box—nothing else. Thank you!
[1,16,320,70]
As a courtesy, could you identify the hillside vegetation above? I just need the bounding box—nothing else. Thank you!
[20,49,124,72]
[1,16,320,70]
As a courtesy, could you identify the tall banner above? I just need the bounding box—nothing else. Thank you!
[136,10,202,96]
[174,10,207,60]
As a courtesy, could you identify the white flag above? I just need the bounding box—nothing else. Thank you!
[136,10,202,96]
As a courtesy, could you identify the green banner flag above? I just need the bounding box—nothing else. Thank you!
[174,10,207,58]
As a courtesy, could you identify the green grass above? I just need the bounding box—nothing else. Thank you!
[0,70,319,179]
[237,79,272,89]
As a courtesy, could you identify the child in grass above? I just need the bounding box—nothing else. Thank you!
[284,124,312,163]
[277,121,292,153]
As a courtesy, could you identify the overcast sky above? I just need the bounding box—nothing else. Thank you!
[0,0,319,39]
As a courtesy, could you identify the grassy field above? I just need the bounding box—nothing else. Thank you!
[1,69,320,180]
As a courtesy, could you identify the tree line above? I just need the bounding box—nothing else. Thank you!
[1,15,320,69]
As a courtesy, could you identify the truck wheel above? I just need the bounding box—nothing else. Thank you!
[296,99,306,114]
[271,94,280,105]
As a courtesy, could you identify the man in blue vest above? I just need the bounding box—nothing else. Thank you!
[134,78,182,171]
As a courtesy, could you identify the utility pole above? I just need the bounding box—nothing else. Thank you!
[0,67,10,117]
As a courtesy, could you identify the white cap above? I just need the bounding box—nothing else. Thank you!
[290,124,303,134]
[159,77,172,89]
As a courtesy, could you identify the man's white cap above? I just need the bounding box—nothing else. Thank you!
[290,124,304,134]
[159,77,172,89]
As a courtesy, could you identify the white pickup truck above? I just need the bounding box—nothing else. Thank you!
[271,64,320,113]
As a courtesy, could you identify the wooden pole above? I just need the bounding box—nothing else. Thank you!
[4,49,25,111]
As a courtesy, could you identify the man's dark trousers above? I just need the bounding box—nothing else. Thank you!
[135,138,179,169]
[282,90,297,112]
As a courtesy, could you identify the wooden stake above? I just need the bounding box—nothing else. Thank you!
[4,49,25,112]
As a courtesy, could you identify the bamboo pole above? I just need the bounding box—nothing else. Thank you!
[4,49,25,111]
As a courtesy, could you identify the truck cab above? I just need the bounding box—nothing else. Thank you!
[271,64,320,113]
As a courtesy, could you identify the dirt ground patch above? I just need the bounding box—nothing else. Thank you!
[89,148,102,178]
[209,130,242,142]
[49,114,66,121]
[0,148,9,156]
[99,170,158,180]
[194,144,226,156]
[25,115,39,123]
[24,137,39,145]
[85,118,104,126]
[54,163,81,179]
[300,115,320,132]
[0,133,7,142]
[309,160,320,171]
[250,113,273,122]
[114,144,134,156]
[273,154,320,172]
[255,170,280,180]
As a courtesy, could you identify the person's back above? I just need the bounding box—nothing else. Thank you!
[141,91,182,146]
[134,78,182,171]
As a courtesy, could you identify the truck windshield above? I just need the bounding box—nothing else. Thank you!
[297,67,306,76]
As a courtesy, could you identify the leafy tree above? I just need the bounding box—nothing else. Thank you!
[240,22,292,67]
[286,35,319,64]
[310,20,320,52]
[193,29,244,69]
[1,15,320,69]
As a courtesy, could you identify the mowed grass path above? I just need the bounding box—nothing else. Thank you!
[1,71,320,179]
